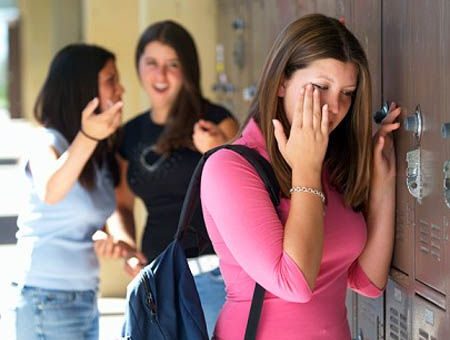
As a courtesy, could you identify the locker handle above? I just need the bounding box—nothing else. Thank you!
[403,105,423,142]
[373,101,389,124]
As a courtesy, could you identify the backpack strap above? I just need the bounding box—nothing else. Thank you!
[245,283,265,340]
[175,143,280,340]
[175,144,280,240]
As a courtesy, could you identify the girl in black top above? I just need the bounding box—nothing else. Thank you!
[96,20,238,336]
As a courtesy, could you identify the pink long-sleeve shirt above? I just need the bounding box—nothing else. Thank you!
[200,119,382,340]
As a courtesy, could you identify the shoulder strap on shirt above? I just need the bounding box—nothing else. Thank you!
[175,143,280,340]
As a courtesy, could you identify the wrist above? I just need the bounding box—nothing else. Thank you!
[291,167,322,188]
[370,175,396,195]
[74,131,99,152]
[80,128,102,142]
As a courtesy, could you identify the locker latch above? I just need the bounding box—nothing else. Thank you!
[441,123,450,209]
[243,84,257,102]
[443,161,450,208]
[406,148,423,203]
[232,18,245,69]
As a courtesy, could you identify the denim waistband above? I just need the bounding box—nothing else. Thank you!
[187,254,220,276]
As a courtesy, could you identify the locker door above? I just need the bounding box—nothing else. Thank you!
[216,0,252,120]
[297,0,347,23]
[244,0,298,111]
[443,0,450,317]
[408,0,449,298]
[346,1,382,109]
[441,0,450,313]
[382,0,415,278]
[385,279,411,340]
[357,295,384,340]
[413,295,447,339]
[216,0,299,121]
[346,289,358,339]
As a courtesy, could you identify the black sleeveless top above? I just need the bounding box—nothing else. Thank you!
[119,101,234,262]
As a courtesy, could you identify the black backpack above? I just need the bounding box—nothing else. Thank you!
[121,144,280,340]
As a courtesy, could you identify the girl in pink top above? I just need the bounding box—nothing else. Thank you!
[201,14,401,339]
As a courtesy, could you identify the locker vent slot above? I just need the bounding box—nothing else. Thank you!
[388,307,408,340]
[397,204,413,243]
[418,328,437,340]
[399,312,408,339]
[418,328,428,339]
[418,220,442,261]
[430,224,442,260]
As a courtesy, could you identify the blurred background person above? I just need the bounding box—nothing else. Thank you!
[0,44,124,340]
[96,20,239,336]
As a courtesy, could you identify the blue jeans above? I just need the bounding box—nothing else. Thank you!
[0,284,99,340]
[194,267,226,338]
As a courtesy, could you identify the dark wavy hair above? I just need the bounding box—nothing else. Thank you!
[246,14,372,211]
[34,43,120,189]
[135,20,205,154]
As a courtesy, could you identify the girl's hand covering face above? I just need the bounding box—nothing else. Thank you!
[273,84,330,172]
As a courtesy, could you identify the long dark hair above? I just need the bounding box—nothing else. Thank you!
[246,14,372,210]
[135,20,204,154]
[34,43,120,189]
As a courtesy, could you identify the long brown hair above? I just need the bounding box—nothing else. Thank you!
[245,14,372,210]
[135,20,204,154]
[34,44,120,189]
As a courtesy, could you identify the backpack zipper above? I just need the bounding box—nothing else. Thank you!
[142,274,157,316]
[141,273,169,340]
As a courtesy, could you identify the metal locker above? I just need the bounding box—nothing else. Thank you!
[292,1,383,109]
[244,0,298,109]
[441,0,450,334]
[216,0,253,121]
[413,295,447,339]
[247,0,298,77]
[382,0,415,278]
[385,279,411,340]
[346,289,358,339]
[216,0,301,121]
[408,0,449,298]
[356,294,384,340]
[383,0,450,338]
[384,0,449,297]
[215,0,383,122]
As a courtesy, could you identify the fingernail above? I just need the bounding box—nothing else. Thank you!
[272,119,277,127]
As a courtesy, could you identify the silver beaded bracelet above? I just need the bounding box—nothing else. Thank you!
[289,186,326,203]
